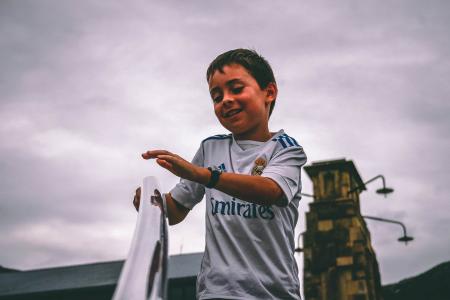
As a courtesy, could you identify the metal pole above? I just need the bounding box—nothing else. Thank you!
[348,174,383,194]
[362,215,413,245]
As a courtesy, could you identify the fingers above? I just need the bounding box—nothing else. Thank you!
[141,150,178,172]
[156,158,173,170]
[141,150,190,178]
[155,154,177,162]
[151,189,163,210]
[133,195,139,211]
[134,187,164,213]
[142,150,172,159]
[133,187,141,212]
[136,187,141,197]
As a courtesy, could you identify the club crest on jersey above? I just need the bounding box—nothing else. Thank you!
[251,157,267,176]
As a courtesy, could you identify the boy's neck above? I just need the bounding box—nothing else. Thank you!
[233,130,275,142]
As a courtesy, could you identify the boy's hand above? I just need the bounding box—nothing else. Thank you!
[142,150,207,184]
[133,187,141,212]
[132,187,164,212]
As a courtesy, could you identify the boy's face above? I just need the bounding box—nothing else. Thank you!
[208,64,277,141]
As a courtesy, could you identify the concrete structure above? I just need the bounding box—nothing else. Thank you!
[303,159,383,300]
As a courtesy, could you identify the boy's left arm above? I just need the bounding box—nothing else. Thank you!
[210,172,285,206]
[142,148,305,206]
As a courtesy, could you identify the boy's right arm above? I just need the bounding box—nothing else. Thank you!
[133,188,190,225]
[164,193,190,225]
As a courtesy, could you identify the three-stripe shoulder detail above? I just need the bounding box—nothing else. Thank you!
[272,133,301,149]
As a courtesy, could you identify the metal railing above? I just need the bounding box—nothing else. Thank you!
[112,176,169,300]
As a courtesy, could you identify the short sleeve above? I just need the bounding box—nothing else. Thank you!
[261,146,307,206]
[169,144,206,209]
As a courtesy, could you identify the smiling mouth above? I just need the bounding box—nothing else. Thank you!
[223,109,242,118]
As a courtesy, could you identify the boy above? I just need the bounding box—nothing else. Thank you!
[134,49,307,299]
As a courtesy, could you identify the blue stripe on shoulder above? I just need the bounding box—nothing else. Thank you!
[202,134,232,143]
[272,133,301,149]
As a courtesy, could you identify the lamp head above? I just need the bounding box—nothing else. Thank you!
[398,235,414,245]
[376,187,394,196]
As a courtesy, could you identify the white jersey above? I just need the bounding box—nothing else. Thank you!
[170,129,307,300]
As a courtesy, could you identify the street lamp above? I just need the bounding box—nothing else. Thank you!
[298,174,402,251]
[362,215,414,245]
[295,215,414,255]
[348,174,394,197]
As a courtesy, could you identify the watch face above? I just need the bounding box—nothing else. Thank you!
[207,165,222,188]
[211,165,222,173]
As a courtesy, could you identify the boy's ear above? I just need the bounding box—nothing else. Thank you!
[265,82,278,102]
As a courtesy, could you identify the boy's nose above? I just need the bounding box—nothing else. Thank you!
[222,94,235,105]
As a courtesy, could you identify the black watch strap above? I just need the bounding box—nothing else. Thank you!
[206,166,222,188]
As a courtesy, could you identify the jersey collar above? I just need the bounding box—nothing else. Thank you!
[231,129,285,153]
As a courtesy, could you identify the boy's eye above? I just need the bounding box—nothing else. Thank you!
[212,94,222,104]
[231,86,243,94]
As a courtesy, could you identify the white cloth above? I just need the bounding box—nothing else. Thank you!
[235,139,263,151]
[170,129,307,300]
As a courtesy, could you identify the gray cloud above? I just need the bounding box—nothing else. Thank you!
[1,0,449,286]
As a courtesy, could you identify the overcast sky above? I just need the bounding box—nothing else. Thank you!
[1,0,449,286]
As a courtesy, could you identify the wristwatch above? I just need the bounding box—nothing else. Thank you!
[206,166,222,188]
